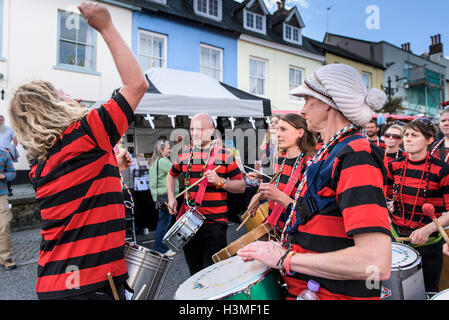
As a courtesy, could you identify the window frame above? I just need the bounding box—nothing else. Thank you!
[194,0,222,22]
[289,66,304,102]
[55,9,99,75]
[243,9,266,34]
[362,71,372,89]
[283,23,302,45]
[249,56,268,97]
[137,29,168,71]
[199,43,223,82]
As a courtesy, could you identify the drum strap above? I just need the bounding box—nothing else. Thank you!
[391,223,443,247]
[194,145,220,206]
[267,156,305,227]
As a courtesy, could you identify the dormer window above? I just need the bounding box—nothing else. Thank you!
[244,9,266,34]
[284,23,302,45]
[194,0,222,21]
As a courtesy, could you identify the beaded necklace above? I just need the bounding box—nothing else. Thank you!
[280,124,358,243]
[430,139,449,163]
[184,146,212,208]
[393,153,431,228]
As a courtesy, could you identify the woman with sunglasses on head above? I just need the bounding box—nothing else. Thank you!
[247,113,316,233]
[386,118,449,294]
[430,108,449,163]
[384,124,406,166]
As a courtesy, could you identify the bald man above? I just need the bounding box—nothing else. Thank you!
[166,113,245,275]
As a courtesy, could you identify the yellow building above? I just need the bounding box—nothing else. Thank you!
[309,40,385,90]
[233,0,325,112]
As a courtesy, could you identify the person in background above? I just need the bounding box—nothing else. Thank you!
[365,119,386,150]
[149,139,178,256]
[384,124,406,166]
[0,149,16,270]
[431,108,449,163]
[0,115,18,196]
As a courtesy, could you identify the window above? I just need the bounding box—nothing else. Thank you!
[244,9,266,34]
[362,72,371,89]
[194,0,222,21]
[284,23,301,45]
[250,57,267,96]
[57,10,97,73]
[138,30,167,71]
[200,44,222,81]
[289,67,303,101]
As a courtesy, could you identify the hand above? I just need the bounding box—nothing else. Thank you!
[0,174,5,180]
[167,197,177,215]
[78,2,113,34]
[247,194,261,217]
[117,150,132,173]
[258,183,282,202]
[387,201,394,213]
[409,226,432,245]
[246,172,260,181]
[237,240,287,270]
[204,170,220,186]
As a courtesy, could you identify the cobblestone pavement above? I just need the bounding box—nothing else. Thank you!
[0,222,247,300]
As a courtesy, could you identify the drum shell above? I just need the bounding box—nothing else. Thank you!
[163,209,204,252]
[381,244,426,300]
[224,270,285,300]
[125,243,172,300]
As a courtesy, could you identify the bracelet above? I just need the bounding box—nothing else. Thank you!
[284,251,296,276]
[276,249,291,269]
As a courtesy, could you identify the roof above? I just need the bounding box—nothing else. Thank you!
[308,38,385,70]
[126,0,323,56]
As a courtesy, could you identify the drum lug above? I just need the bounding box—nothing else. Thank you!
[243,287,252,300]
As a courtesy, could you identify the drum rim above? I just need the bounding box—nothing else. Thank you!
[175,256,271,300]
[164,209,204,237]
[391,242,420,269]
[125,241,173,261]
[430,289,449,300]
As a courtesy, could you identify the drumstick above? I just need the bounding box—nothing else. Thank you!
[243,165,272,179]
[422,203,449,246]
[395,237,412,242]
[107,272,120,301]
[236,171,282,231]
[175,165,222,199]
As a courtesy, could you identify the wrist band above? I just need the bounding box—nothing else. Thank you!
[284,251,296,276]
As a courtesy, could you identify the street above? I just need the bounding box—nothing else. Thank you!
[0,222,247,300]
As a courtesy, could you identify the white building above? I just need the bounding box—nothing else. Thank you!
[0,0,136,179]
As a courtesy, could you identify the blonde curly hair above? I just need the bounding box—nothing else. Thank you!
[8,80,89,161]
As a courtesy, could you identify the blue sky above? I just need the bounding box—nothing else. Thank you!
[236,0,448,57]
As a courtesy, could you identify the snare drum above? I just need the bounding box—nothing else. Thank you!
[175,255,285,300]
[430,288,449,300]
[125,242,172,300]
[163,208,205,252]
[381,243,426,300]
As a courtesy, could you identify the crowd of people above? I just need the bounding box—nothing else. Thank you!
[3,2,449,301]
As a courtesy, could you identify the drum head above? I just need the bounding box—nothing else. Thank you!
[431,289,449,300]
[175,255,270,300]
[391,243,418,269]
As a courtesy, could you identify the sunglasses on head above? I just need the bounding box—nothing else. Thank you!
[384,133,402,140]
[411,118,432,126]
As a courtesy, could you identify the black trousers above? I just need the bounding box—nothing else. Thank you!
[415,240,444,294]
[183,222,228,276]
[61,282,127,300]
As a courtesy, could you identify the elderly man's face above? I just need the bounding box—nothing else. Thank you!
[190,117,214,147]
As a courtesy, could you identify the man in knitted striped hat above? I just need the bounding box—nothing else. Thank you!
[238,64,392,300]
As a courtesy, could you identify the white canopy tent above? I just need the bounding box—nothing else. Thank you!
[93,68,271,118]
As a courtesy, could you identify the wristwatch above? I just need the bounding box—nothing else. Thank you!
[216,178,227,189]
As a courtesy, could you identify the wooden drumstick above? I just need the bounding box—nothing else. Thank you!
[422,203,449,246]
[107,272,120,301]
[395,237,412,242]
[236,171,282,231]
[175,165,222,199]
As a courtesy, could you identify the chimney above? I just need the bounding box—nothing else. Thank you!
[429,34,443,56]
[280,0,285,9]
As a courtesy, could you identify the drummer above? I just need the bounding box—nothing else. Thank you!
[386,118,449,294]
[166,113,245,275]
[430,108,449,163]
[237,64,392,300]
[247,113,316,233]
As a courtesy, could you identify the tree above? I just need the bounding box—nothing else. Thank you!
[380,97,406,114]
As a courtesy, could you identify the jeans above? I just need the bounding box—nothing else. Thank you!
[154,209,172,253]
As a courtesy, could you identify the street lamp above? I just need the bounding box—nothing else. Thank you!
[381,77,398,101]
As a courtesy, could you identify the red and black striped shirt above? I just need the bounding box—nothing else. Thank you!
[285,132,391,300]
[387,153,449,230]
[370,137,386,150]
[169,146,243,225]
[29,93,133,299]
[431,139,449,163]
[384,149,406,168]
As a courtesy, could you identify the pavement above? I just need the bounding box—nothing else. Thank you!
[0,216,247,300]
